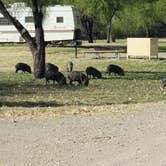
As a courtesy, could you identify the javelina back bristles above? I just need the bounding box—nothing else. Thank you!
[15,62,32,73]
[68,71,89,86]
[86,66,102,79]
[45,70,66,85]
[107,64,125,76]
[46,63,59,72]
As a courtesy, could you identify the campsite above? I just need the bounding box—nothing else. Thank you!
[0,0,166,165]
[1,39,166,110]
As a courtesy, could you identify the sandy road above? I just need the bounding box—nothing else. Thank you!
[0,103,166,166]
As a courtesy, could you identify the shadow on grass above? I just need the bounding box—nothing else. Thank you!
[102,71,166,80]
[0,81,88,98]
[0,101,63,107]
[125,71,166,80]
[0,83,38,97]
[159,46,166,52]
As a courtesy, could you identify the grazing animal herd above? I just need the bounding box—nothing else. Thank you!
[15,61,166,88]
[15,61,125,86]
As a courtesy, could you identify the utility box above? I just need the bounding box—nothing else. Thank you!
[127,38,158,59]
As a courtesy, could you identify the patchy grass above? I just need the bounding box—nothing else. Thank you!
[0,39,166,113]
[0,44,166,110]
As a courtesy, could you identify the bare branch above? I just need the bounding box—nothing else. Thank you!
[0,0,36,49]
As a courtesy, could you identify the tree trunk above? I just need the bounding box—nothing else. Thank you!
[107,20,112,43]
[145,27,150,37]
[81,15,93,43]
[32,0,45,78]
[106,8,118,43]
[0,0,45,78]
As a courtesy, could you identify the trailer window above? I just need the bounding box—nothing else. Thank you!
[56,17,63,23]
[25,16,34,23]
[0,17,12,25]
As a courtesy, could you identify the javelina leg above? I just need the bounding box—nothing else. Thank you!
[69,81,73,85]
[45,79,49,85]
[78,80,82,85]
[59,79,64,85]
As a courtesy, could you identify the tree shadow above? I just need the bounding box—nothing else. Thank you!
[0,101,64,107]
[0,80,88,98]
[125,71,166,80]
[101,71,166,80]
[0,82,39,97]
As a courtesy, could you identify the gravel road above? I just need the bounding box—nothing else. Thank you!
[0,102,166,166]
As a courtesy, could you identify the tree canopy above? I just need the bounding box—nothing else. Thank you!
[62,0,166,40]
[1,0,166,43]
[112,0,166,37]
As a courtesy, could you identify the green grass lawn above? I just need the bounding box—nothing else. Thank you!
[0,41,166,109]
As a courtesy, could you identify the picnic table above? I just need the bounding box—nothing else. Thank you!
[82,49,126,59]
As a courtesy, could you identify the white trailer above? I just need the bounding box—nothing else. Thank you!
[0,3,82,43]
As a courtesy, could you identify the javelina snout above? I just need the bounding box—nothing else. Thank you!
[86,66,102,79]
[67,61,73,72]
[68,71,89,86]
[15,62,32,73]
[107,64,125,76]
[55,71,67,85]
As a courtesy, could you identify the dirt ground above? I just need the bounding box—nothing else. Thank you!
[0,102,166,166]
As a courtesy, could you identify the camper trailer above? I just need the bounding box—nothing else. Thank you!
[0,3,82,43]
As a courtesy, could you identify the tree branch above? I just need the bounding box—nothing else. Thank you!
[0,0,37,50]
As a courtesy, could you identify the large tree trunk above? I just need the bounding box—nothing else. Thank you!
[81,15,94,43]
[32,0,45,78]
[0,0,45,78]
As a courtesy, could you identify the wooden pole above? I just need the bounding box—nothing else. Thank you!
[74,42,78,58]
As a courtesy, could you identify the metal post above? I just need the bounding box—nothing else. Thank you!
[74,41,78,58]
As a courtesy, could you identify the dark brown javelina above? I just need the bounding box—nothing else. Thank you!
[68,71,89,86]
[161,77,166,88]
[55,71,67,85]
[45,63,59,72]
[107,64,125,76]
[45,70,66,85]
[15,62,32,73]
[67,61,73,72]
[86,66,102,79]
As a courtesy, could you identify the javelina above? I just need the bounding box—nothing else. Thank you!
[46,63,59,72]
[161,77,166,88]
[86,66,102,79]
[55,71,66,85]
[68,71,89,86]
[67,61,73,72]
[45,70,66,85]
[15,62,32,73]
[107,64,125,76]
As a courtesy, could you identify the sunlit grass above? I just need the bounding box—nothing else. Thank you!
[0,43,166,109]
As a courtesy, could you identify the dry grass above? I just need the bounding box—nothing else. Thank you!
[0,42,166,117]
